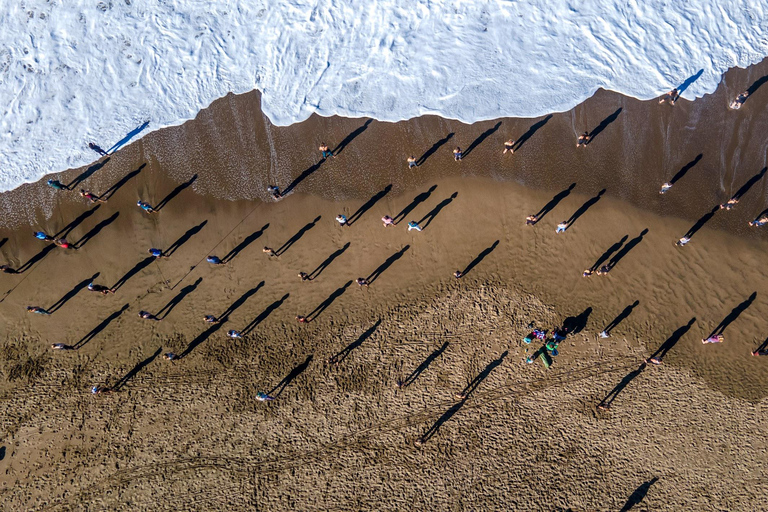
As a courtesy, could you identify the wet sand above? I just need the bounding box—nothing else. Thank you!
[1,59,768,509]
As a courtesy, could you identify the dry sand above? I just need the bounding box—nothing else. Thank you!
[1,59,768,510]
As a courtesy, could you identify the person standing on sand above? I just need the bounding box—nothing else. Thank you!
[407,156,417,168]
[454,270,463,279]
[730,91,750,110]
[91,385,111,394]
[658,89,679,105]
[34,231,54,242]
[256,391,275,401]
[526,215,538,225]
[54,238,75,250]
[0,265,18,274]
[163,353,179,361]
[296,315,310,323]
[206,255,224,265]
[336,214,349,227]
[720,198,739,210]
[660,182,673,194]
[298,272,312,281]
[47,179,68,191]
[556,221,568,233]
[319,143,334,159]
[27,306,51,315]
[453,147,463,161]
[51,343,74,350]
[87,282,114,295]
[88,142,108,157]
[407,221,422,232]
[227,330,243,339]
[137,200,157,214]
[148,248,167,258]
[203,315,220,323]
[138,310,160,321]
[749,215,768,227]
[263,247,276,257]
[576,132,591,147]
[381,215,395,227]
[80,189,106,203]
[676,236,690,247]
[267,186,281,200]
[503,139,515,154]
[356,277,369,287]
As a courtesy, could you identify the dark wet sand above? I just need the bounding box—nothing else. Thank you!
[1,58,768,509]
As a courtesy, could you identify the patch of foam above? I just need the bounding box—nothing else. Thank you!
[0,0,766,192]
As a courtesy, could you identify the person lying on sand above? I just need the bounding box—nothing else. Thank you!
[730,91,749,110]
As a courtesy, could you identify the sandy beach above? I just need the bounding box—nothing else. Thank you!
[1,58,768,510]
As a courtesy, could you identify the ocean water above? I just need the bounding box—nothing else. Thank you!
[1,0,766,193]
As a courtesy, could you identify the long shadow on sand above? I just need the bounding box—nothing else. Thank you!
[533,183,576,223]
[562,307,592,335]
[707,292,756,338]
[164,220,208,257]
[242,293,289,335]
[460,240,499,277]
[620,477,659,512]
[598,363,646,410]
[587,108,622,144]
[601,229,648,272]
[156,277,202,320]
[393,185,437,225]
[112,347,162,391]
[103,164,145,200]
[587,235,627,274]
[111,256,156,292]
[367,246,410,284]
[669,154,703,186]
[348,185,392,225]
[564,189,605,229]
[308,243,350,280]
[513,115,552,152]
[416,133,454,166]
[417,192,458,229]
[155,174,197,212]
[276,216,321,256]
[218,283,264,320]
[329,320,382,365]
[399,342,449,388]
[74,304,130,349]
[66,158,110,190]
[332,119,373,156]
[601,300,640,336]
[49,273,99,313]
[270,355,313,397]
[462,122,502,159]
[223,223,269,263]
[283,160,325,196]
[682,206,719,240]
[728,167,767,202]
[648,318,695,363]
[75,212,120,249]
[16,244,56,273]
[55,205,101,239]
[307,281,352,321]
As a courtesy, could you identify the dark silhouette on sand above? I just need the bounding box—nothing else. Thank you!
[399,342,449,388]
[601,229,648,272]
[416,133,454,166]
[74,304,130,349]
[706,292,756,339]
[367,246,410,284]
[107,121,150,154]
[67,158,110,190]
[75,212,120,249]
[648,318,695,363]
[111,256,156,291]
[49,273,99,313]
[222,223,269,263]
[620,477,659,511]
[562,307,592,335]
[155,174,197,212]
[307,281,352,321]
[565,189,605,229]
[55,205,101,239]
[598,363,646,410]
[669,154,703,186]
[270,355,313,397]
[156,277,202,320]
[164,220,209,257]
[728,167,767,203]
[276,216,321,256]
[308,243,350,280]
[393,185,437,225]
[243,293,289,335]
[587,108,622,144]
[348,185,392,225]
[462,121,502,158]
[16,244,56,273]
[682,205,719,240]
[103,163,145,200]
[533,183,576,222]
[283,160,325,196]
[459,240,499,277]
[112,347,161,391]
[218,283,264,321]
[601,301,640,336]
[512,114,552,152]
[329,320,381,365]
[417,192,458,229]
[332,119,373,157]
[587,235,627,273]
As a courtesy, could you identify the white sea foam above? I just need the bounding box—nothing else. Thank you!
[1,0,766,193]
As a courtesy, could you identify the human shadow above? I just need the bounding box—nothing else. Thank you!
[49,273,99,313]
[587,108,622,144]
[276,216,321,256]
[307,281,352,321]
[0,238,6,250]
[156,277,202,320]
[74,304,130,349]
[513,114,552,152]
[155,174,197,212]
[598,363,646,409]
[458,351,508,399]
[601,301,640,336]
[218,282,264,320]
[0,446,5,461]
[562,307,592,335]
[270,355,314,397]
[180,322,226,359]
[416,133,454,166]
[707,292,757,338]
[283,160,325,196]
[648,318,695,363]
[332,119,373,156]
[112,347,161,391]
[329,320,381,365]
[587,235,627,273]
[107,121,150,154]
[602,229,648,272]
[419,399,466,445]
[460,240,499,277]
[222,223,269,263]
[75,211,120,249]
[348,185,392,225]
[462,121,502,158]
[55,205,101,239]
[669,154,703,186]
[753,337,768,355]
[17,244,56,273]
[418,192,458,229]
[103,164,145,200]
[730,167,767,202]
[677,69,703,95]
[393,185,437,225]
[111,256,156,291]
[242,293,289,335]
[399,342,449,388]
[164,220,208,257]
[565,189,605,228]
[620,477,659,512]
[308,243,350,280]
[682,205,719,239]
[534,183,576,221]
[66,158,110,190]
[367,245,410,284]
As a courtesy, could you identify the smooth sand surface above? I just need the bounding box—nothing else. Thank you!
[1,59,768,510]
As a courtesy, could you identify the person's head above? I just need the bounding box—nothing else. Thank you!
[80,189,86,195]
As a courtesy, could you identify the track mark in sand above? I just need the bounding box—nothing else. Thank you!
[48,359,638,509]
